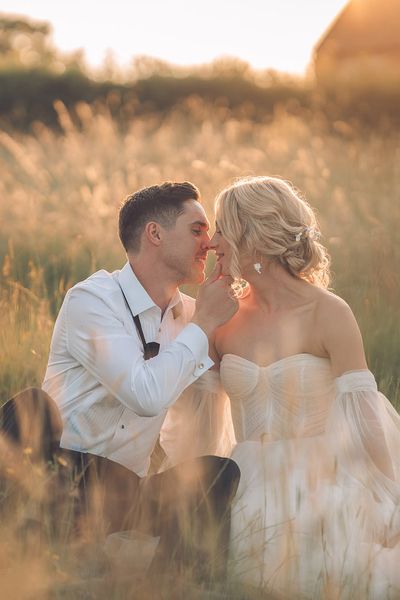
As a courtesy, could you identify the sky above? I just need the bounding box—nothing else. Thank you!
[1,0,349,74]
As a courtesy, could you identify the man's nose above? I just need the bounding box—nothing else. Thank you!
[206,232,217,249]
[201,231,212,250]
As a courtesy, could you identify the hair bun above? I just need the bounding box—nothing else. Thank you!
[215,176,330,288]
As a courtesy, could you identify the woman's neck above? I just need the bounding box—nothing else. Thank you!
[247,265,313,313]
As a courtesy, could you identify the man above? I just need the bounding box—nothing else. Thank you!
[39,181,239,577]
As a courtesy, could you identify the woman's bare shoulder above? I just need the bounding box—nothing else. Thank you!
[314,287,353,319]
[314,288,368,376]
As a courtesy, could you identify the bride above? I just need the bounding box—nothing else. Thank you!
[206,176,400,598]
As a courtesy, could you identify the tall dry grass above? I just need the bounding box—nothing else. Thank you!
[1,99,399,401]
[0,100,399,598]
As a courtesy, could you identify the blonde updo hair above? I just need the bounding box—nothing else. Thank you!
[215,176,330,288]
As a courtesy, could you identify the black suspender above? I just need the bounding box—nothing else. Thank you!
[118,284,160,360]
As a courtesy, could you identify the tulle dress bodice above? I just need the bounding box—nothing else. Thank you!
[220,353,335,443]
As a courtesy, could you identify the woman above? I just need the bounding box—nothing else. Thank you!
[209,176,400,598]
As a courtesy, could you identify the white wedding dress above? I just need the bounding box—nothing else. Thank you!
[220,353,400,599]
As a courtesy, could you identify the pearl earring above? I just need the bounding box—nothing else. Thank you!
[253,262,262,274]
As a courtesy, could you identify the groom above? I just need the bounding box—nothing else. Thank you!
[2,181,239,578]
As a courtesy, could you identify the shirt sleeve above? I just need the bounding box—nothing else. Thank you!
[65,286,213,417]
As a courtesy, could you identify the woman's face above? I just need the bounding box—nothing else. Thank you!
[209,223,234,277]
[209,222,262,280]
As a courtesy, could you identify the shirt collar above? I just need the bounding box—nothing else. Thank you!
[168,288,183,319]
[117,261,183,319]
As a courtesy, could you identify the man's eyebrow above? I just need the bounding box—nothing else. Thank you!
[190,220,209,228]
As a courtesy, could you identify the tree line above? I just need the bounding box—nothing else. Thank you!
[0,13,399,130]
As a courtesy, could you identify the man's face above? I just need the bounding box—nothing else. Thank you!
[160,200,211,284]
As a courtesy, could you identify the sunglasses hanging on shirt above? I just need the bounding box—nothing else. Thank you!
[118,284,160,360]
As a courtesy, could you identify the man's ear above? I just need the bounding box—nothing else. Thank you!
[144,221,162,246]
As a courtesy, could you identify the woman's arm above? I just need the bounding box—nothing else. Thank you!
[321,293,394,481]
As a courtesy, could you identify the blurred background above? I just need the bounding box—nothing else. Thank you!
[1,0,399,403]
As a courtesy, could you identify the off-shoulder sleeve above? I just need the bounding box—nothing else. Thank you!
[159,370,236,469]
[327,370,400,502]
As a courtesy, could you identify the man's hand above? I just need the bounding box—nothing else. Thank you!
[191,263,239,337]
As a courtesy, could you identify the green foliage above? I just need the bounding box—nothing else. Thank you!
[1,64,400,132]
[0,67,110,129]
[0,68,312,130]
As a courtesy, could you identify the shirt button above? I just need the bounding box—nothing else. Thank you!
[198,363,204,369]
[121,424,125,429]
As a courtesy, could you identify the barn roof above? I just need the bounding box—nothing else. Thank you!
[315,0,400,55]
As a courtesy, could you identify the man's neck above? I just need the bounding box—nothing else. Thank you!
[128,258,178,314]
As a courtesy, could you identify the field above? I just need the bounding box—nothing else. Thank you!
[1,99,400,598]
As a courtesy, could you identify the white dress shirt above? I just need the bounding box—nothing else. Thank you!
[43,261,213,476]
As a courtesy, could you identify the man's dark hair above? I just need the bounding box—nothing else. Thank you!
[119,181,200,253]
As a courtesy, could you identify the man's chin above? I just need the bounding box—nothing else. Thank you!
[193,272,206,284]
[186,269,206,285]
[178,264,205,286]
